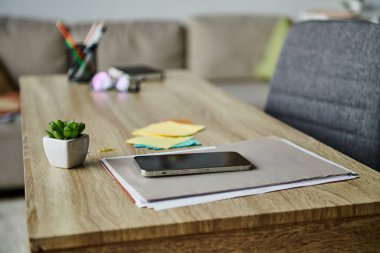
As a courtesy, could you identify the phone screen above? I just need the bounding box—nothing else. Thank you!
[134,151,252,175]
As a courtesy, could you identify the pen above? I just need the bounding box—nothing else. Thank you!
[85,21,105,50]
[84,21,99,46]
[75,22,106,79]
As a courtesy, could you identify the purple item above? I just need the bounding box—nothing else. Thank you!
[115,75,130,92]
[90,72,113,91]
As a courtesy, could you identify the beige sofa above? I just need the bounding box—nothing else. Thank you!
[0,15,279,191]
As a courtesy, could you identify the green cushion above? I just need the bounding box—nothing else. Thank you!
[253,17,292,81]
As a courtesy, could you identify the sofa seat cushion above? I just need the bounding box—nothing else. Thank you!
[71,21,186,71]
[189,15,278,80]
[0,18,66,86]
[0,116,23,190]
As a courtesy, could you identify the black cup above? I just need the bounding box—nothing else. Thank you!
[67,44,97,83]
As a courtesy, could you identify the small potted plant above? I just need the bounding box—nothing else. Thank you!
[43,120,89,168]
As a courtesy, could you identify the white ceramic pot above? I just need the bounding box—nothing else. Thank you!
[43,134,89,168]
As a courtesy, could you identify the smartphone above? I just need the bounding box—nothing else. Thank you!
[134,151,253,177]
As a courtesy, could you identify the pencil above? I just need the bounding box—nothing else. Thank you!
[56,21,88,75]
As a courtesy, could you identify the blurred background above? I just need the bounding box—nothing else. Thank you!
[1,0,379,23]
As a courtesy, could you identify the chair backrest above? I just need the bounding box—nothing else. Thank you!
[265,20,380,171]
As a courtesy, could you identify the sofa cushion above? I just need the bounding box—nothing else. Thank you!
[0,115,23,190]
[71,21,186,71]
[188,15,278,80]
[0,18,67,86]
[253,17,293,81]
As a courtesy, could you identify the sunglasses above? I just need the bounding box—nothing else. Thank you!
[90,71,140,92]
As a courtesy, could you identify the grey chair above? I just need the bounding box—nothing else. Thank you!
[265,20,380,171]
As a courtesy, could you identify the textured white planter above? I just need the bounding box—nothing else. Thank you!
[43,134,89,168]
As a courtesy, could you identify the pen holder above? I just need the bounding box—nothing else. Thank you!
[67,44,97,83]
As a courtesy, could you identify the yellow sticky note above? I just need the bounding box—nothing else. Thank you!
[132,121,205,137]
[126,136,192,149]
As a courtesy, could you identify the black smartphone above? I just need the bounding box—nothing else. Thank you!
[134,151,253,177]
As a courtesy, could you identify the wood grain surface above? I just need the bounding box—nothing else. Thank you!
[20,70,380,252]
[41,215,380,253]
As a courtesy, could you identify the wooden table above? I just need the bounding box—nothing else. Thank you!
[20,70,380,253]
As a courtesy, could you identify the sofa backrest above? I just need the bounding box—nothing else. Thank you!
[0,15,279,86]
[0,17,67,86]
[188,15,278,80]
[70,21,186,72]
[0,18,186,86]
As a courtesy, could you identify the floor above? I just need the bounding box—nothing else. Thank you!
[0,197,28,253]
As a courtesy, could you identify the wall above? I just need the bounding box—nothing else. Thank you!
[0,0,346,23]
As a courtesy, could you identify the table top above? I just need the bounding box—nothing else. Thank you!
[20,70,380,252]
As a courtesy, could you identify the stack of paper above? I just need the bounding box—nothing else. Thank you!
[102,137,358,211]
[126,121,205,150]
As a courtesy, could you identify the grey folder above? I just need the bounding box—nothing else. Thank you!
[103,137,357,202]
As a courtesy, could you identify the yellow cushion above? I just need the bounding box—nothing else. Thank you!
[253,17,292,81]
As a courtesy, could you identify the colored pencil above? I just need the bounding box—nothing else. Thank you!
[56,21,85,62]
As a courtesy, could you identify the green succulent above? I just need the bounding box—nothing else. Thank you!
[45,120,85,140]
